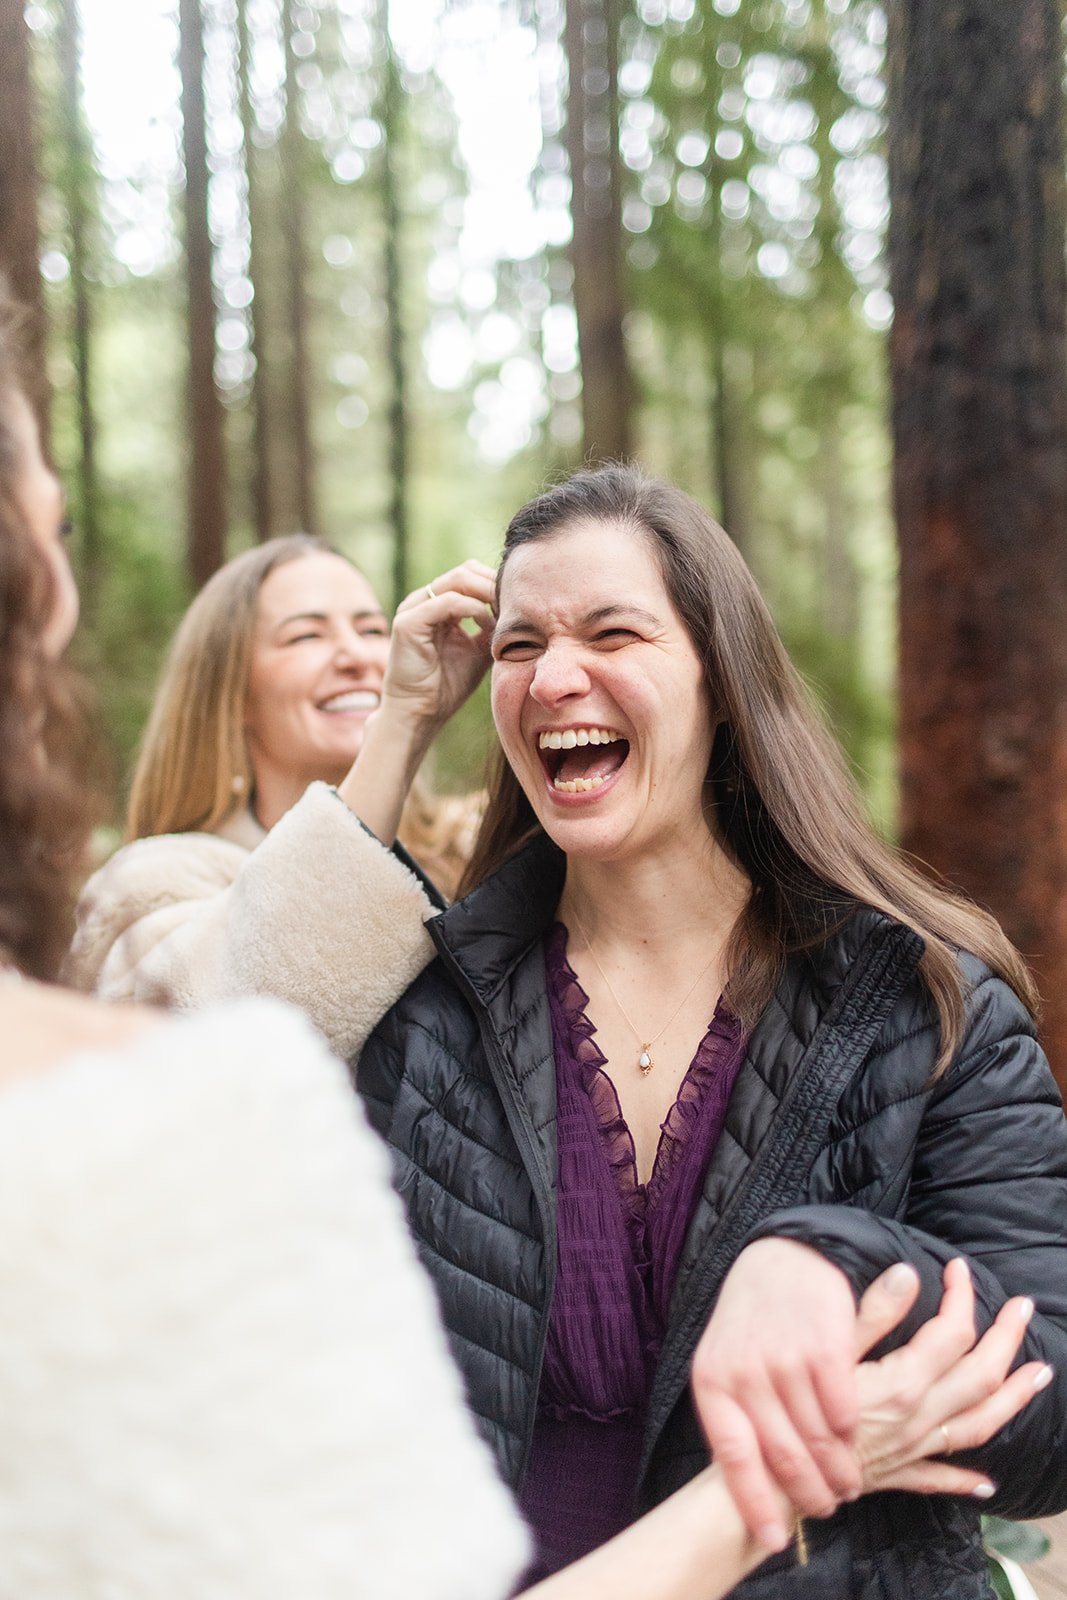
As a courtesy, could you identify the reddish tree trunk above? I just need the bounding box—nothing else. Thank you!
[179,0,228,587]
[0,0,48,434]
[887,0,1067,1093]
[377,0,409,607]
[236,0,274,543]
[281,0,318,536]
[563,0,632,463]
[57,0,100,607]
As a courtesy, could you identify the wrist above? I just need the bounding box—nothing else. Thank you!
[374,692,444,751]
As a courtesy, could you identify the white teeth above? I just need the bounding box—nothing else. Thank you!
[322,691,379,712]
[553,773,607,794]
[538,727,622,749]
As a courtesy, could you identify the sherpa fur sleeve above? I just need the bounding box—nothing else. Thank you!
[0,999,529,1600]
[66,782,436,1057]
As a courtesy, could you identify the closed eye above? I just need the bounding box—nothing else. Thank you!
[592,628,637,645]
[493,638,542,661]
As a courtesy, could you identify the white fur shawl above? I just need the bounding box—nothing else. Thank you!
[67,783,436,1058]
[0,1000,528,1599]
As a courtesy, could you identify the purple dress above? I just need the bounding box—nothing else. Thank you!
[518,923,746,1578]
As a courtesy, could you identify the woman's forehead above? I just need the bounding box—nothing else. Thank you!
[256,554,383,623]
[499,518,666,608]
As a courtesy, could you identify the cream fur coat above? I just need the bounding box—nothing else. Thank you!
[67,783,437,1057]
[0,999,528,1599]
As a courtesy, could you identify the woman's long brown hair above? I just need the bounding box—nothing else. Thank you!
[0,285,94,978]
[460,464,1038,1071]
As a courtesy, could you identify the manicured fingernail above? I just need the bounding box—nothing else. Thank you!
[973,1481,996,1500]
[757,1522,790,1553]
[1033,1365,1054,1391]
[885,1263,917,1296]
[1017,1298,1035,1325]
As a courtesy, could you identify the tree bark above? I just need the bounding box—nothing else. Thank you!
[563,0,632,462]
[179,0,228,587]
[887,0,1067,1090]
[0,0,48,435]
[280,0,317,536]
[57,0,100,607]
[236,0,274,543]
[377,0,409,606]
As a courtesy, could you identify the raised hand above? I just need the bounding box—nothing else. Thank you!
[337,560,496,847]
[383,561,496,735]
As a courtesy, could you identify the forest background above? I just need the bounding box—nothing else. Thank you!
[4,0,1067,1090]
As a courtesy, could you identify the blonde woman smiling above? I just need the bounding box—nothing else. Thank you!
[69,535,492,1055]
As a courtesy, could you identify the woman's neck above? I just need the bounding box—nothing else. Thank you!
[559,837,750,954]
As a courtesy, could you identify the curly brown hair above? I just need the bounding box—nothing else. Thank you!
[0,282,92,978]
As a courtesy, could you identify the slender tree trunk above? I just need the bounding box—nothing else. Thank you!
[179,0,228,587]
[377,0,409,605]
[808,2,856,640]
[704,160,748,558]
[888,0,1067,1091]
[707,334,750,559]
[563,0,632,462]
[236,0,274,542]
[56,0,100,606]
[280,0,317,535]
[0,0,48,434]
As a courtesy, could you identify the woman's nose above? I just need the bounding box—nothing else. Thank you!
[334,630,375,667]
[529,644,590,705]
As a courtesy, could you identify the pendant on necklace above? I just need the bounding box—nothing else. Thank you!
[638,1046,653,1075]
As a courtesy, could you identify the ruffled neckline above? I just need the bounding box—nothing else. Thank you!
[544,922,740,1221]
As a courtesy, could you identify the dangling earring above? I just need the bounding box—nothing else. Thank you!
[231,773,246,796]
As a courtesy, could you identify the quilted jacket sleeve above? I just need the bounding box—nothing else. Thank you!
[355,999,411,1142]
[67,783,436,1059]
[749,972,1067,1518]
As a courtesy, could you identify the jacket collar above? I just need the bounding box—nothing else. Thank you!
[426,832,566,1005]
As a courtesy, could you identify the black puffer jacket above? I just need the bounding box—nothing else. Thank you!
[357,834,1067,1600]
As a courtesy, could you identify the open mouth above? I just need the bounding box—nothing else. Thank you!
[319,691,380,714]
[537,726,630,794]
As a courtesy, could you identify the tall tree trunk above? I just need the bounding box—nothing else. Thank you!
[57,0,100,608]
[563,0,632,462]
[704,160,749,559]
[236,0,274,543]
[179,0,228,587]
[888,0,1067,1091]
[377,0,409,606]
[280,0,317,536]
[0,0,48,435]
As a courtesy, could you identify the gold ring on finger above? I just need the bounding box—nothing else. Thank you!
[425,584,437,601]
[939,1423,952,1454]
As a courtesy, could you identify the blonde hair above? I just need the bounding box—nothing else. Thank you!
[126,536,337,839]
[126,536,483,901]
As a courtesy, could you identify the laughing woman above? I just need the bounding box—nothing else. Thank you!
[68,536,493,1054]
[0,284,1039,1600]
[358,464,1067,1598]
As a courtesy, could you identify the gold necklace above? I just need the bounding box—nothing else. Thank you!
[570,911,719,1076]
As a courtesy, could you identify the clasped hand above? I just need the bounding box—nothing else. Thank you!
[692,1240,1050,1552]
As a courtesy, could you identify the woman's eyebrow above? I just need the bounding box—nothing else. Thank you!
[583,604,663,629]
[274,608,388,631]
[494,603,664,635]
